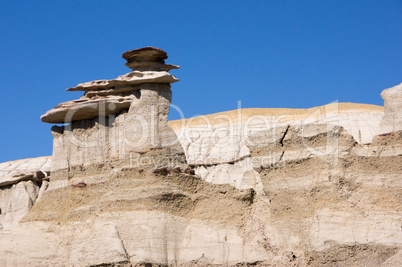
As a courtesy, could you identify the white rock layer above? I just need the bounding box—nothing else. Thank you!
[0,211,269,266]
[0,157,50,231]
[380,82,402,134]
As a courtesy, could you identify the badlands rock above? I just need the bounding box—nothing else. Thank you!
[0,157,51,231]
[0,156,51,178]
[380,82,402,133]
[1,123,400,265]
[41,52,179,124]
[1,46,401,266]
[66,70,178,92]
[40,94,137,124]
[42,47,184,171]
[168,103,384,195]
[1,104,402,265]
[0,166,266,266]
[122,46,180,71]
[195,157,265,196]
[169,103,384,165]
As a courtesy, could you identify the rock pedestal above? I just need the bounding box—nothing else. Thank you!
[41,47,183,171]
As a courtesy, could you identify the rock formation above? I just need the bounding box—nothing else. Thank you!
[0,47,401,266]
[169,103,385,198]
[0,157,50,231]
[41,47,183,171]
[380,82,402,134]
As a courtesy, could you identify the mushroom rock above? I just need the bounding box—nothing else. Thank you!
[42,47,184,171]
[41,48,180,124]
[379,82,402,134]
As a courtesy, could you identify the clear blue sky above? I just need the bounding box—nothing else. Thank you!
[0,0,401,162]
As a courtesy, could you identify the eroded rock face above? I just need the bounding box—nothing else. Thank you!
[1,125,401,266]
[167,103,384,198]
[41,59,179,124]
[0,157,50,231]
[380,82,402,134]
[1,103,402,266]
[1,47,401,266]
[42,47,184,171]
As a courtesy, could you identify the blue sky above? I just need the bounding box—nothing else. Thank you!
[0,0,401,162]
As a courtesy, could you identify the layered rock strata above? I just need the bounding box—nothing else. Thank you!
[168,103,385,197]
[1,102,401,265]
[0,46,401,266]
[41,47,183,171]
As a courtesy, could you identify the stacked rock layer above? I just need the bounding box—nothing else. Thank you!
[41,47,183,171]
[1,103,401,266]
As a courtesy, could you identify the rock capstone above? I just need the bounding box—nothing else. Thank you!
[122,46,180,71]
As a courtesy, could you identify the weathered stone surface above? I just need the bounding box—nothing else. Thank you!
[0,156,51,178]
[41,93,138,124]
[195,157,266,196]
[122,46,168,62]
[172,104,387,213]
[3,45,401,266]
[0,166,269,265]
[310,209,402,248]
[1,126,401,265]
[380,82,402,134]
[41,71,179,124]
[66,70,179,92]
[176,125,251,166]
[0,157,50,231]
[122,46,180,71]
[41,46,179,126]
[0,211,268,266]
[49,84,183,172]
[0,180,39,231]
[126,62,179,71]
[2,102,402,265]
[169,103,384,168]
[42,47,183,171]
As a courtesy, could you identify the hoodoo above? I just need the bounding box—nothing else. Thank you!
[41,47,183,171]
